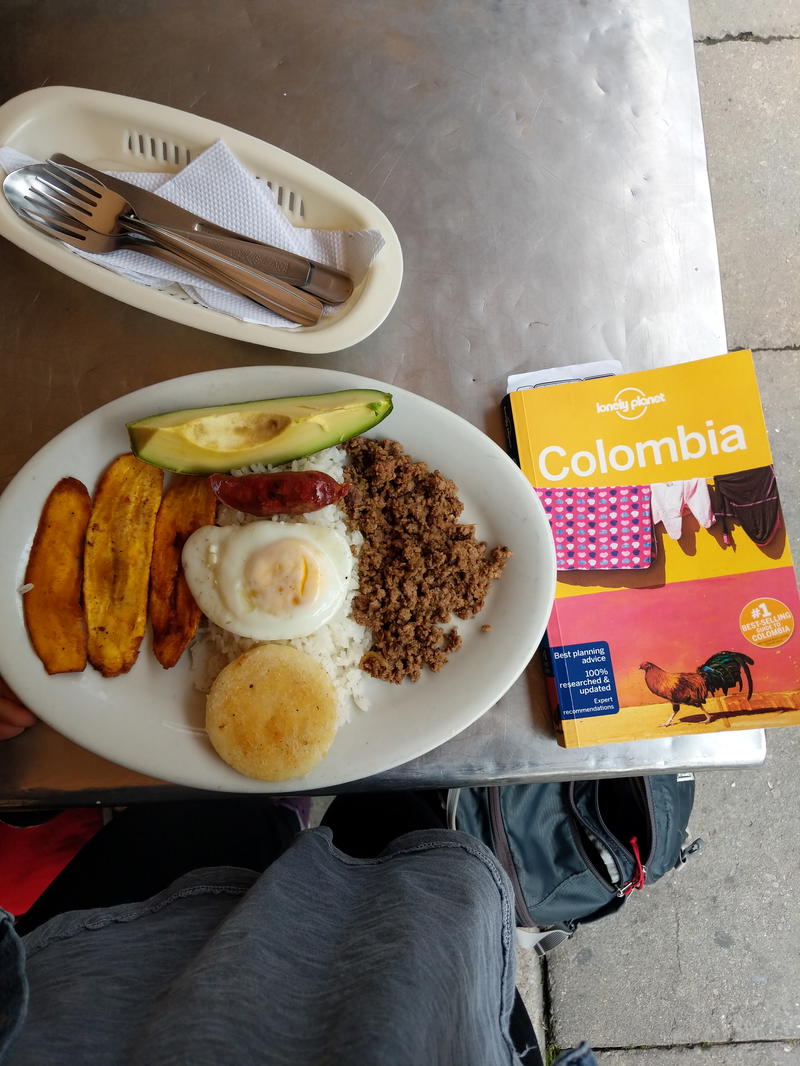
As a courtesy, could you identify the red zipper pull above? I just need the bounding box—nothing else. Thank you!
[620,835,647,896]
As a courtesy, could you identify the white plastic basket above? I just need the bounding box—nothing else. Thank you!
[0,86,403,354]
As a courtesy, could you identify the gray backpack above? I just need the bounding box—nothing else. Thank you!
[449,774,701,954]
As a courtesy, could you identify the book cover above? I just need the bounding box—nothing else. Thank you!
[506,349,800,747]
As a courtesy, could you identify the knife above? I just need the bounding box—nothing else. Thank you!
[49,153,354,304]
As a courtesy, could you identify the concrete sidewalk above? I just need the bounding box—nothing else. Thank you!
[517,2,800,1061]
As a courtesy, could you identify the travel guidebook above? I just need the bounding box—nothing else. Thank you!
[503,349,800,747]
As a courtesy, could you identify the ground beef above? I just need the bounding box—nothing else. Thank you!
[342,437,511,684]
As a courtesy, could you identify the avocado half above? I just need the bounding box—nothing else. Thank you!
[126,388,393,474]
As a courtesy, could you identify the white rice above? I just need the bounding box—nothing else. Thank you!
[187,446,371,723]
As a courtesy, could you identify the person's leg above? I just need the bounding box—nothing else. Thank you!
[19,790,444,933]
[15,797,299,935]
[323,790,544,1066]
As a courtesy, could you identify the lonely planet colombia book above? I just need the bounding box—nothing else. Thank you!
[505,349,800,747]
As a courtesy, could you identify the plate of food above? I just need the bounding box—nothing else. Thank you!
[0,366,555,792]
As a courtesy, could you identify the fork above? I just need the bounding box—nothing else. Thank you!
[6,193,258,291]
[6,165,324,327]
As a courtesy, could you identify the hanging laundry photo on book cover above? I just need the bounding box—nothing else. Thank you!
[504,350,800,748]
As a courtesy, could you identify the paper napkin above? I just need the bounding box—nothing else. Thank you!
[0,141,384,328]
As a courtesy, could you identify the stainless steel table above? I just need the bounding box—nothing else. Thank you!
[0,0,765,806]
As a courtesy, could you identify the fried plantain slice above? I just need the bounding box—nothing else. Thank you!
[150,474,217,669]
[83,453,163,677]
[23,477,91,674]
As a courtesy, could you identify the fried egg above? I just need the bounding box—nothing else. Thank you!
[182,521,352,640]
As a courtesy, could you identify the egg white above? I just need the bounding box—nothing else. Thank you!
[182,521,352,640]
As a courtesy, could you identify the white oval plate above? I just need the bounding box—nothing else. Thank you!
[0,367,555,792]
[0,86,403,354]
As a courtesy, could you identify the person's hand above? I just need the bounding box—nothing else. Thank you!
[0,678,37,740]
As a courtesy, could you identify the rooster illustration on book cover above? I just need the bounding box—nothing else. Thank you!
[639,651,755,727]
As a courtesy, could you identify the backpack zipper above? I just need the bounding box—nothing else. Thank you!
[622,778,657,890]
[634,777,657,869]
[620,835,646,896]
[565,785,620,896]
[487,787,538,927]
[592,779,656,896]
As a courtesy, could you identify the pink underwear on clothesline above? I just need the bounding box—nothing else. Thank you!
[535,485,653,571]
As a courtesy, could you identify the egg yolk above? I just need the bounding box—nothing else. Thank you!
[242,537,323,615]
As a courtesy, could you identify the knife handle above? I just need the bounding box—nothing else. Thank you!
[186,229,354,305]
[134,243,268,294]
[124,217,324,327]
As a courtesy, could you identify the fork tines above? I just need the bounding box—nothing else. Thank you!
[45,161,107,204]
[16,200,90,243]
